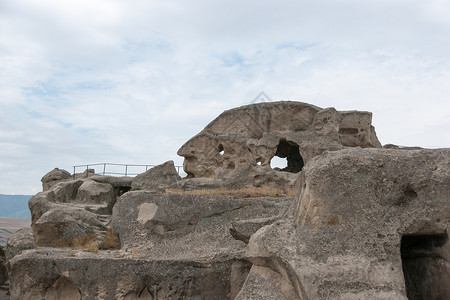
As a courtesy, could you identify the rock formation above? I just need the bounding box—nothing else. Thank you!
[240,148,450,299]
[176,101,381,193]
[4,101,449,299]
[41,168,72,191]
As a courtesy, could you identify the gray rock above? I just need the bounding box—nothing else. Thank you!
[8,249,248,300]
[131,160,181,192]
[41,168,72,191]
[240,148,450,299]
[5,227,35,261]
[75,179,115,211]
[33,207,105,246]
[112,190,292,254]
[73,168,95,179]
[28,191,56,224]
[89,175,132,197]
[177,101,381,191]
[230,216,281,244]
[235,265,296,300]
[46,180,84,204]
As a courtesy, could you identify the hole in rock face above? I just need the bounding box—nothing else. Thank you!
[401,233,450,300]
[218,144,224,156]
[271,139,304,173]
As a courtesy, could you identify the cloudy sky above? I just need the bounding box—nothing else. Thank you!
[1,0,449,195]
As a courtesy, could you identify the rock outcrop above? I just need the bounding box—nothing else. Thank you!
[238,148,450,300]
[177,101,381,193]
[131,160,181,191]
[5,228,35,261]
[5,101,449,300]
[41,168,72,191]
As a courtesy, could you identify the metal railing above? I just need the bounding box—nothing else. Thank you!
[72,163,184,179]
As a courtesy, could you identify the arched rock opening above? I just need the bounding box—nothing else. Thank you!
[401,233,450,300]
[271,140,304,173]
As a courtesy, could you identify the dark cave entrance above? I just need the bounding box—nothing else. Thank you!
[271,140,304,173]
[401,233,450,300]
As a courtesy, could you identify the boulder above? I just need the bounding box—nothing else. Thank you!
[75,179,115,212]
[89,175,132,197]
[131,160,181,192]
[41,168,72,191]
[112,190,292,253]
[73,168,95,179]
[239,148,450,299]
[28,191,56,225]
[5,227,35,261]
[46,180,84,204]
[33,207,105,246]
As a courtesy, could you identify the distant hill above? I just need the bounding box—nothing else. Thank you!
[0,194,32,218]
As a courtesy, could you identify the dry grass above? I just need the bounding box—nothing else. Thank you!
[38,231,99,253]
[72,232,98,253]
[166,186,296,198]
[38,229,120,252]
[98,228,120,250]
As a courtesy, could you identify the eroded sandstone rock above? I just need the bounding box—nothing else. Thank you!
[111,190,292,253]
[238,148,450,300]
[177,101,381,191]
[131,160,181,191]
[7,101,448,300]
[33,207,105,246]
[41,168,72,191]
[8,249,245,300]
[5,227,35,261]
[29,171,116,247]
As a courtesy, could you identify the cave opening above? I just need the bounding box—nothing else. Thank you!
[270,139,304,173]
[401,233,450,300]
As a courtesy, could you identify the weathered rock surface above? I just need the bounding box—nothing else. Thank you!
[238,148,450,300]
[6,101,449,300]
[75,179,116,211]
[89,175,132,196]
[5,227,35,261]
[131,160,181,191]
[41,168,72,191]
[177,101,381,192]
[34,207,106,246]
[8,249,249,300]
[8,191,292,299]
[112,191,292,253]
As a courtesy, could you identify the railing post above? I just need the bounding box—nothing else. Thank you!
[73,166,76,179]
[103,163,106,175]
[125,165,128,176]
[86,165,89,178]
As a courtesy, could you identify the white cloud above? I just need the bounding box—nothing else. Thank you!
[0,0,449,194]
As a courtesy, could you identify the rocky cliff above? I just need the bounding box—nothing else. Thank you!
[4,101,449,299]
